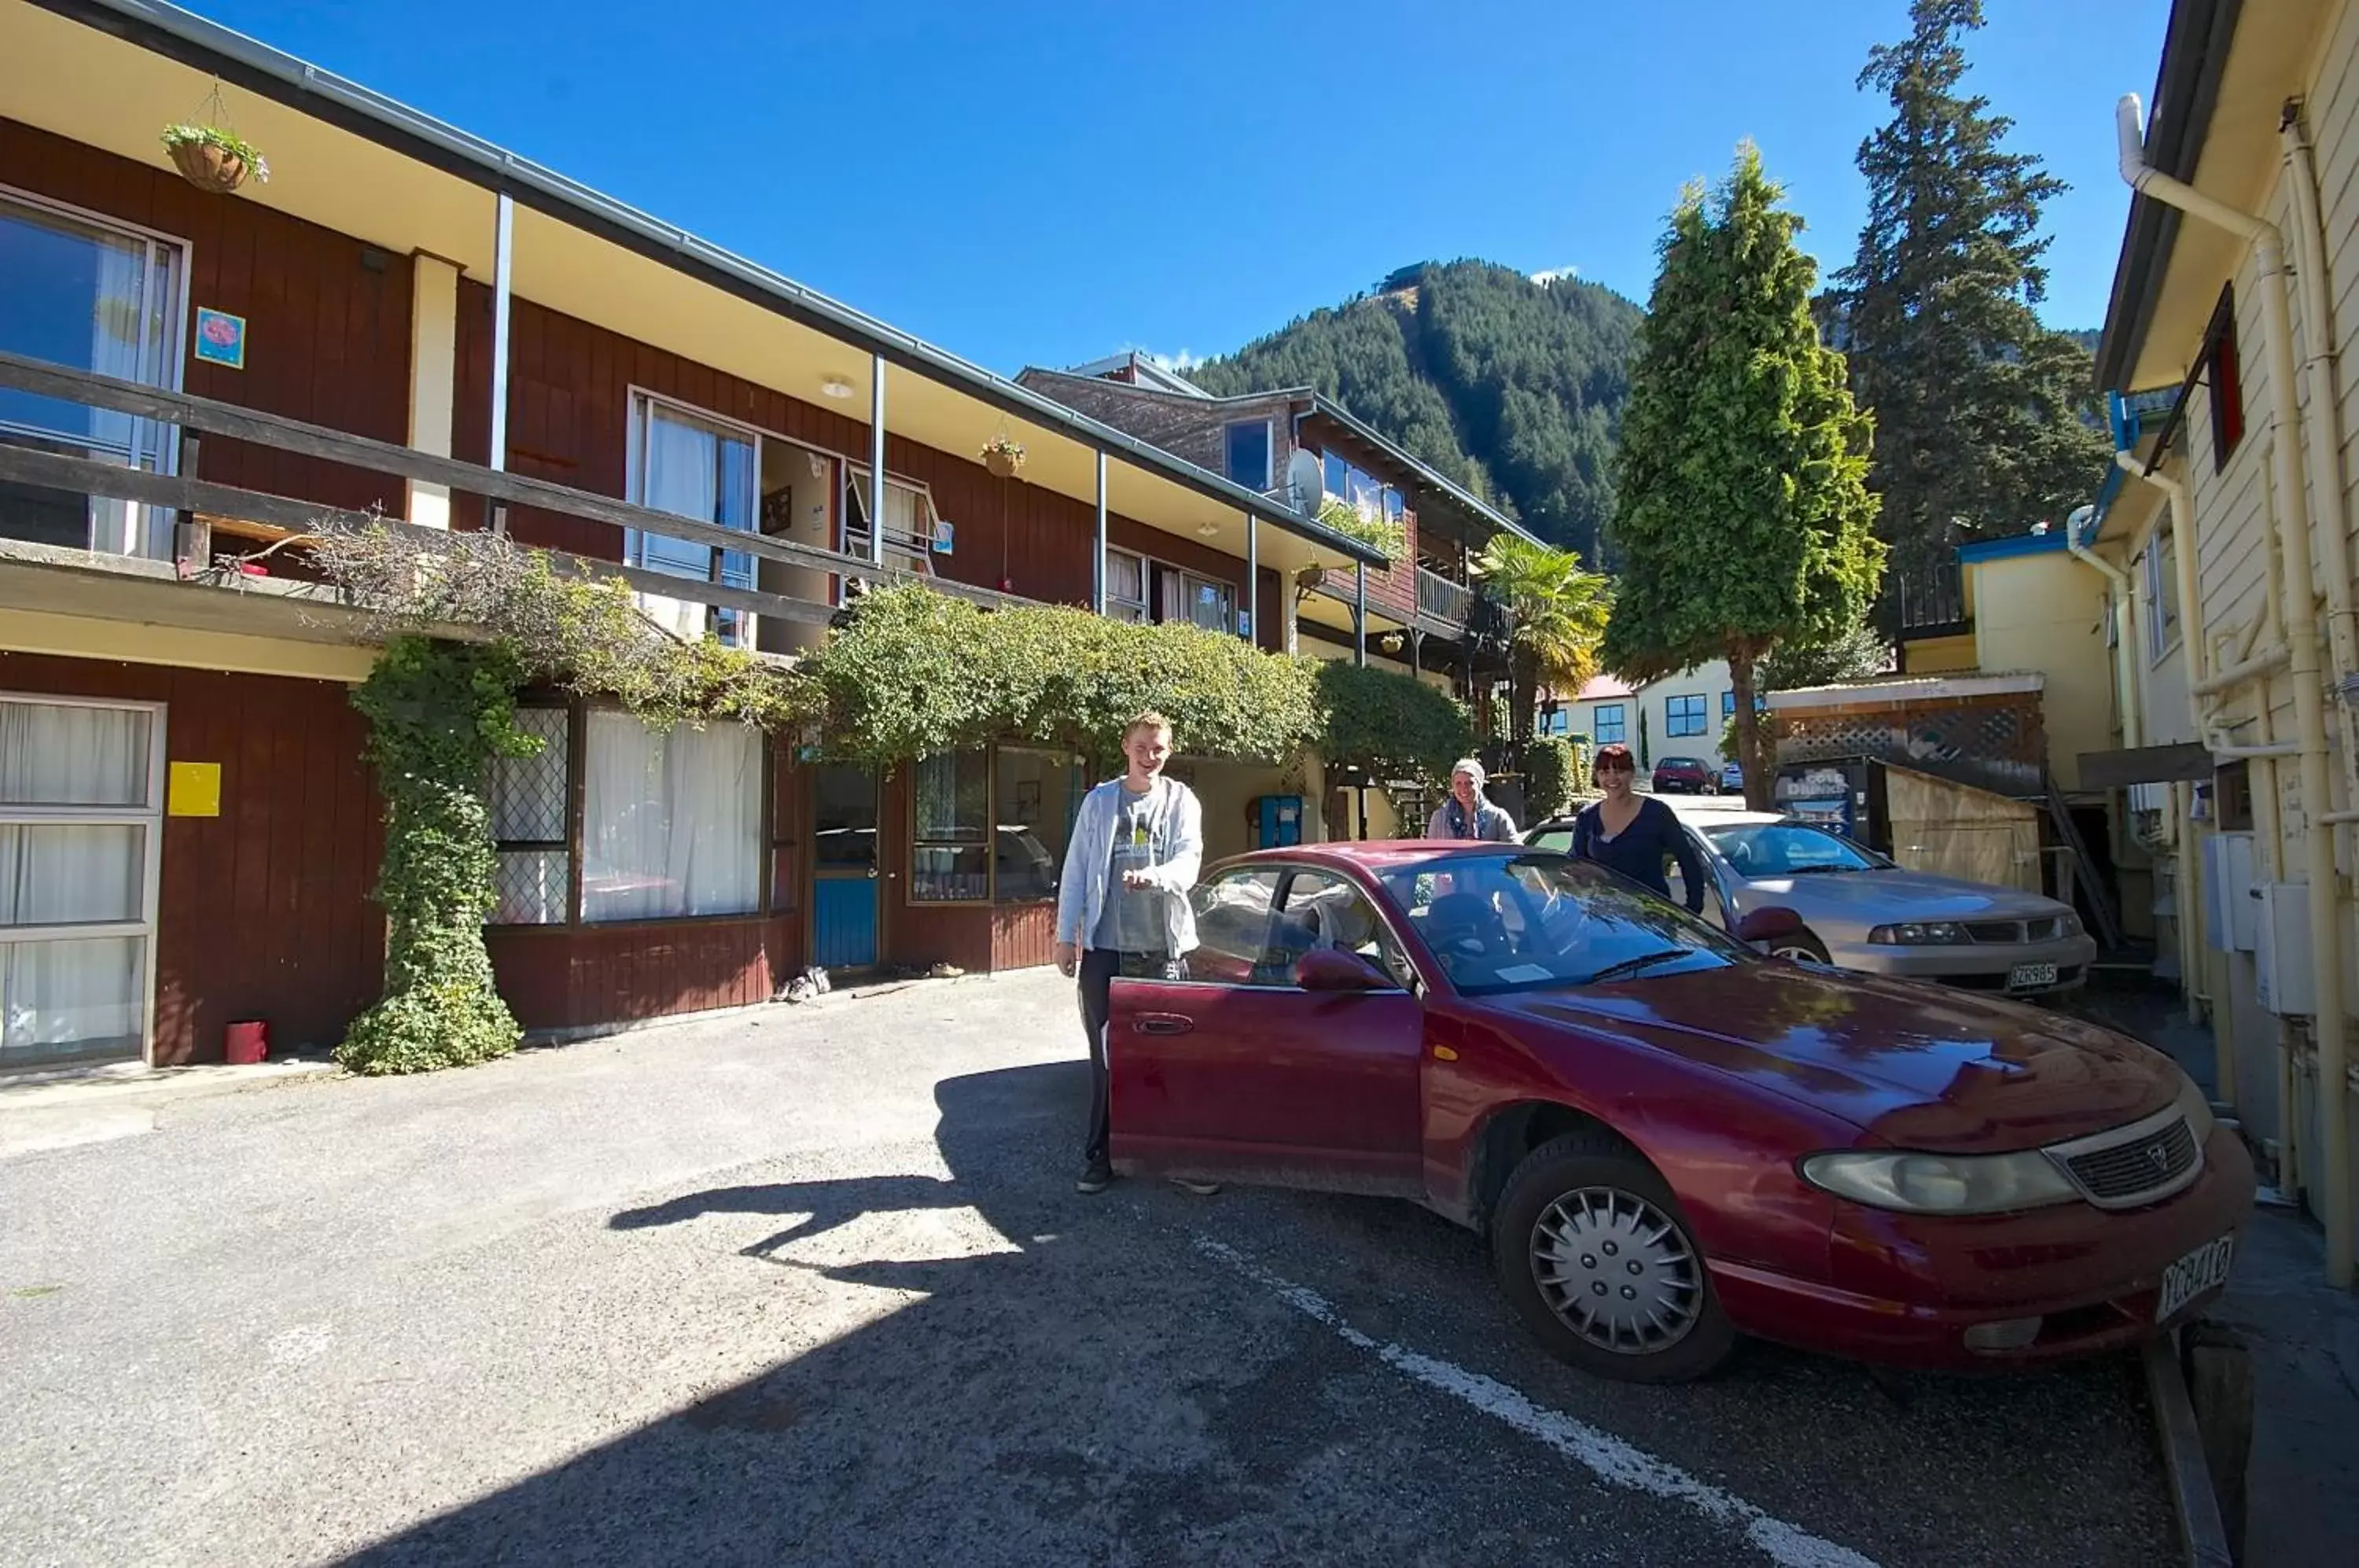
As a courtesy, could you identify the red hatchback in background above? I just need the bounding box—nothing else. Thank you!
[1651,755,1717,793]
[1110,843,2251,1384]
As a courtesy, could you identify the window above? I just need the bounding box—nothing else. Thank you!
[1378,853,1743,996]
[1722,690,1736,719]
[995,746,1073,904]
[627,394,758,648]
[0,696,161,1064]
[1703,823,1885,878]
[1593,704,1627,746]
[1665,694,1708,738]
[489,706,571,926]
[581,711,760,921]
[845,466,940,568]
[1105,547,1149,624]
[1224,420,1272,489]
[1187,867,1284,985]
[1319,449,1404,525]
[1158,566,1235,635]
[1275,869,1411,988]
[2204,285,2243,473]
[0,190,185,559]
[912,750,991,902]
[2145,520,2181,664]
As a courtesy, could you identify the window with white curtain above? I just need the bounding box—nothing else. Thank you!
[1105,548,1148,623]
[0,190,185,559]
[625,393,759,648]
[580,711,760,922]
[0,695,160,1065]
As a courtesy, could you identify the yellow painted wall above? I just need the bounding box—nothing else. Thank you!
[1900,635,1978,675]
[1967,552,2112,791]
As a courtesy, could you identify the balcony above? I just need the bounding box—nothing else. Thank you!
[1416,565,1473,627]
[0,349,1026,646]
[1875,561,1972,642]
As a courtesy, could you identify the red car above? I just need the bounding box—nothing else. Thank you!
[1110,842,2250,1384]
[1651,755,1717,793]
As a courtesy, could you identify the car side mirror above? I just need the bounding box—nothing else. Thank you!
[1294,948,1394,992]
[1735,906,1805,948]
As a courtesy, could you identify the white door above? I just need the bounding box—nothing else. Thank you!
[0,694,164,1066]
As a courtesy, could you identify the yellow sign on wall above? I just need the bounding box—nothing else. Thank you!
[167,761,221,818]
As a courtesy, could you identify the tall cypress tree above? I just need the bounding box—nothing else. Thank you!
[1831,0,2110,574]
[1605,144,1883,808]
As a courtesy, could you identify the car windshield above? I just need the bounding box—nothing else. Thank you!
[1706,822,1888,877]
[1376,853,1750,996]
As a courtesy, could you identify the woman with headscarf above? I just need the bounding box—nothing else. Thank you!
[1426,757,1518,842]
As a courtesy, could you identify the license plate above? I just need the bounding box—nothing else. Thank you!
[2007,962,2059,990]
[2156,1235,2235,1323]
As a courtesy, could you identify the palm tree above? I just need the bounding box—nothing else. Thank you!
[1468,536,1613,742]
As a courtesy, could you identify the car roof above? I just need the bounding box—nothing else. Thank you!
[1217,841,1521,874]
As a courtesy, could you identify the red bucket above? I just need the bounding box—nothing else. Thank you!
[225,1019,269,1065]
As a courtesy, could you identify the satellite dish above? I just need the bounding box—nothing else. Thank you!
[1286,450,1323,511]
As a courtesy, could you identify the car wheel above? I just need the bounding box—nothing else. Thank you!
[1768,932,1831,964]
[1491,1130,1737,1384]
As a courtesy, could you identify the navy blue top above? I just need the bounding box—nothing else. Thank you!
[1570,797,1708,912]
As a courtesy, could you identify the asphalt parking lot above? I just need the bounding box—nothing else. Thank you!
[0,970,2177,1567]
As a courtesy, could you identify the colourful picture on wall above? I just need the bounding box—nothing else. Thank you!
[193,307,246,369]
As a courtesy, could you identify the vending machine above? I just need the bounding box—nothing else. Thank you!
[1773,758,1871,841]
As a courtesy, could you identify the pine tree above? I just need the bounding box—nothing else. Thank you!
[1831,0,2110,574]
[1604,144,1884,809]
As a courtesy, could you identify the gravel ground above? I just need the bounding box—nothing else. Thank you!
[0,970,2176,1567]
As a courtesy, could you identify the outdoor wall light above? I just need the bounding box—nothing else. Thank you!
[1196,521,1221,537]
[819,375,855,399]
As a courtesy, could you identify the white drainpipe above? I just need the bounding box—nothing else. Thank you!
[2065,502,2142,751]
[2119,92,2353,1286]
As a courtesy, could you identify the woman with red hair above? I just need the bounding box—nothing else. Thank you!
[1569,743,1706,913]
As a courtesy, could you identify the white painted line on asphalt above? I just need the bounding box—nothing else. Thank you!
[1196,1238,1882,1568]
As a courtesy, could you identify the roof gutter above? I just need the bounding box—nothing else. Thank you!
[31,0,1384,565]
[2095,0,2241,392]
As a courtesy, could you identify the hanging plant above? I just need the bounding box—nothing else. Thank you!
[162,81,269,195]
[981,433,1026,480]
[161,124,268,193]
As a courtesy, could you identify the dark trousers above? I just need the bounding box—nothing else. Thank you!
[1077,946,1185,1165]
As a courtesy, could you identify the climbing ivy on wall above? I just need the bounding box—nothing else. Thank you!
[337,636,537,1076]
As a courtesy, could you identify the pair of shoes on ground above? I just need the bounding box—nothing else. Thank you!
[1075,1162,1218,1197]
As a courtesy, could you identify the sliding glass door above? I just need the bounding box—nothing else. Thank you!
[0,189,185,559]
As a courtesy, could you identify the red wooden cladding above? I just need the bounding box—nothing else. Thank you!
[0,653,385,1066]
[485,915,800,1033]
[449,288,1262,613]
[0,119,415,518]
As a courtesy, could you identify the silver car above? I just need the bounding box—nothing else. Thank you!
[1524,809,2097,998]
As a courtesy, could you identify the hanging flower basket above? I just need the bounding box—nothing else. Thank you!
[981,436,1025,479]
[162,124,269,194]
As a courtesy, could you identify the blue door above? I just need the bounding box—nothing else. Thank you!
[811,764,879,970]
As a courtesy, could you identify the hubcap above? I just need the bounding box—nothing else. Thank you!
[1772,943,1818,963]
[1529,1187,1702,1355]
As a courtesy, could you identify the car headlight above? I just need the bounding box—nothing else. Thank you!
[2057,910,2083,937]
[1801,1148,2079,1216]
[1868,921,1974,945]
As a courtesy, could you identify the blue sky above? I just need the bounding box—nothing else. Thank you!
[197,0,2168,375]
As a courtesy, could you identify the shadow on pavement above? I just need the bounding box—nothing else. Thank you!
[342,1055,2179,1568]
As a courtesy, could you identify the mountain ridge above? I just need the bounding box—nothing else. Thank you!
[1186,260,1643,565]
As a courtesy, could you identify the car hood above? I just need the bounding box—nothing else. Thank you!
[1482,963,2174,1152]
[1732,867,2066,922]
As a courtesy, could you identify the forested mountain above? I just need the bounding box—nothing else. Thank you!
[1186,261,1643,565]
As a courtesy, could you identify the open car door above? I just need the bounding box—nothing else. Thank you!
[1108,865,1427,1196]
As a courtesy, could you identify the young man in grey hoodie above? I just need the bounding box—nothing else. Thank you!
[1054,712,1216,1196]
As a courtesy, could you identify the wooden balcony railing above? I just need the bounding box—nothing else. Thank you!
[1416,565,1474,628]
[1874,561,1971,640]
[0,348,1027,632]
